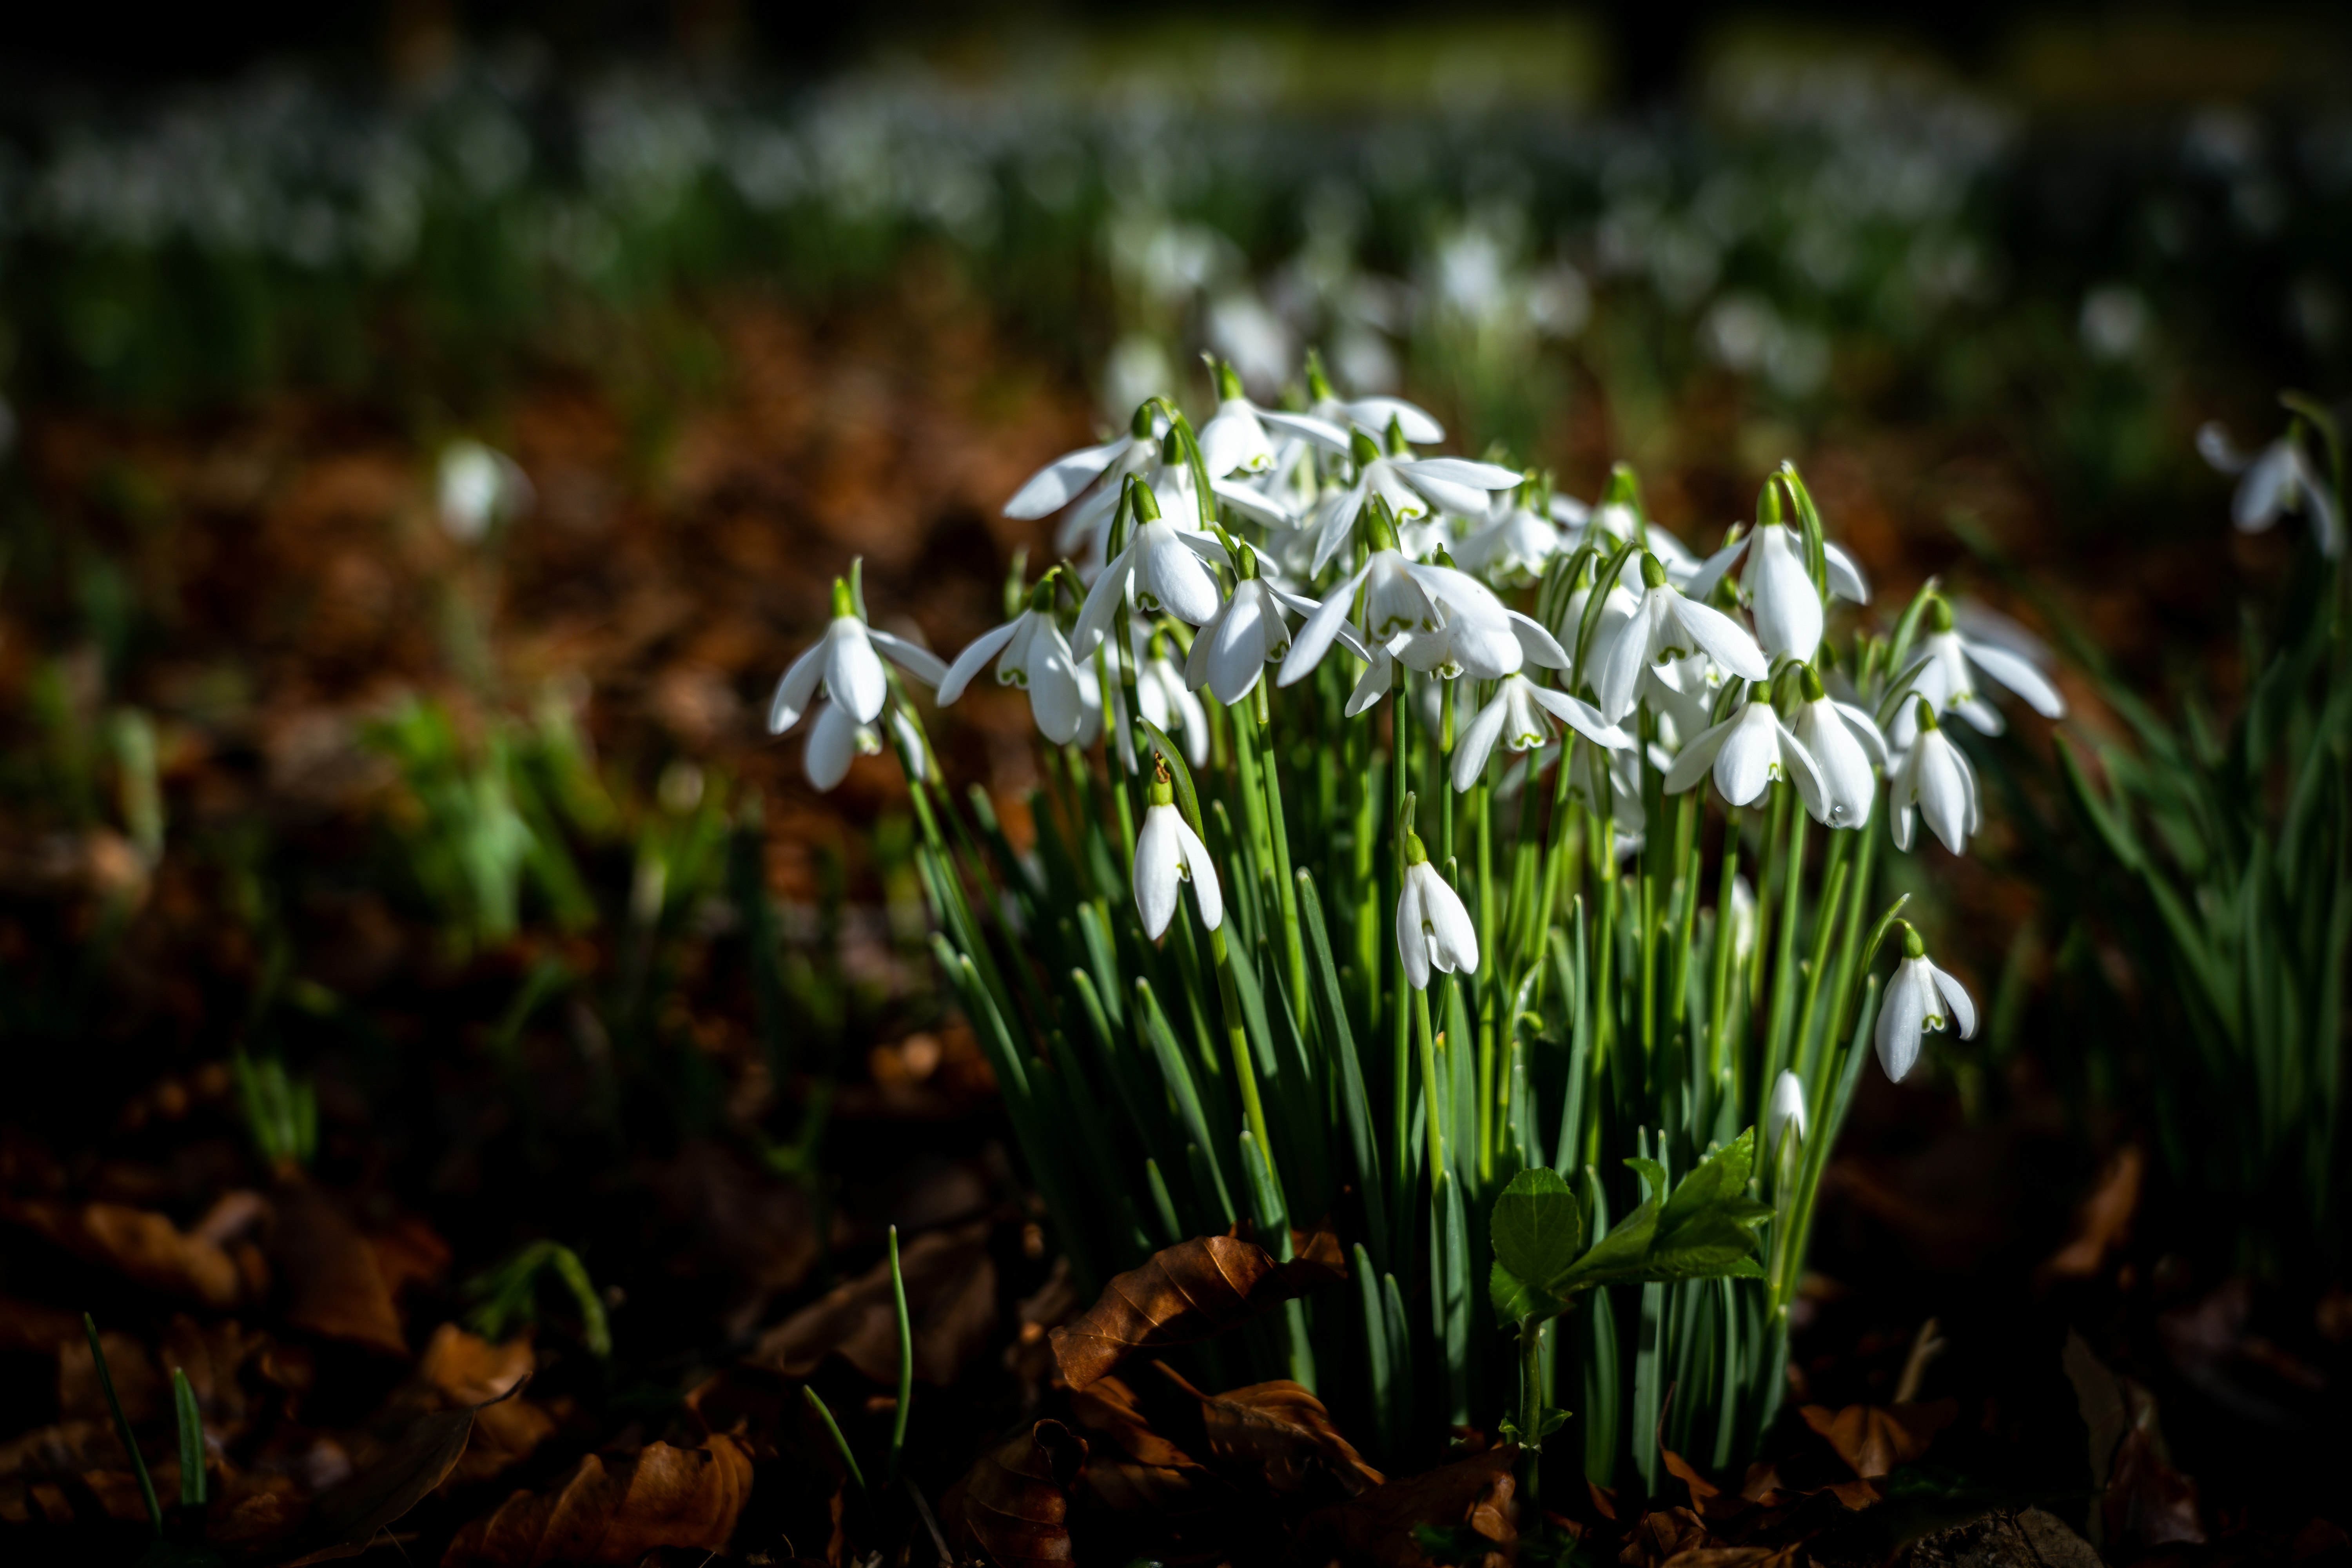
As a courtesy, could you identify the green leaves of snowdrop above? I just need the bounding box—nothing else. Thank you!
[1488,1131,1775,1326]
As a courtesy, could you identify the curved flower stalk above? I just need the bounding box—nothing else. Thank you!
[1886,598,2065,744]
[1889,699,1981,854]
[1396,830,1477,989]
[769,579,948,733]
[936,574,1085,744]
[1875,925,1977,1081]
[1133,773,1222,940]
[1453,676,1628,792]
[2198,419,2342,558]
[1592,555,1770,724]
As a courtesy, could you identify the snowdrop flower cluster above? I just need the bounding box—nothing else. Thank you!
[754,356,2054,1463]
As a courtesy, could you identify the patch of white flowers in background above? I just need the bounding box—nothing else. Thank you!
[760,357,2079,1085]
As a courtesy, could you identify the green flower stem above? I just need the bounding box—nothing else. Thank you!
[1793,849,1852,1085]
[1415,980,1445,1186]
[1390,695,1416,1245]
[1252,696,1309,1031]
[1209,923,1285,1209]
[1762,802,1812,1096]
[83,1315,162,1534]
[1439,679,1456,866]
[1475,779,1498,1185]
[1708,809,1743,1085]
[1519,1311,1548,1514]
[887,1225,913,1484]
[1826,811,1885,1048]
[1525,748,1578,984]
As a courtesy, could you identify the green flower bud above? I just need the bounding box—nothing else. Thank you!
[831,578,855,618]
[1639,553,1668,590]
[1403,829,1429,867]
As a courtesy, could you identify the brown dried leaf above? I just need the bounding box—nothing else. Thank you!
[286,1371,529,1564]
[439,1436,754,1566]
[420,1325,558,1486]
[750,1220,996,1386]
[1157,1365,1383,1501]
[1306,1446,1517,1568]
[0,1197,246,1308]
[947,1419,1087,1568]
[275,1187,434,1356]
[1067,1375,1196,1472]
[1798,1400,1955,1479]
[1621,1507,1710,1568]
[1048,1232,1345,1390]
[2040,1146,2142,1281]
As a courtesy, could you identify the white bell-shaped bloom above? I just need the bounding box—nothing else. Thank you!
[1004,408,1163,521]
[1072,508,1228,656]
[1309,385,1445,445]
[802,700,882,791]
[1390,606,1566,682]
[1876,931,1977,1082]
[1888,602,2065,743]
[1680,522,1823,662]
[438,439,533,542]
[1279,550,1514,686]
[936,590,1085,745]
[1765,1069,1808,1155]
[770,586,949,733]
[1197,381,1350,479]
[1135,635,1209,767]
[2198,421,2341,558]
[1455,502,1563,589]
[1184,574,1316,705]
[1789,671,1888,829]
[1305,452,1523,573]
[1395,837,1478,990]
[1452,676,1629,792]
[1889,700,1982,855]
[1132,785,1222,940]
[1593,556,1769,724]
[1664,698,1828,817]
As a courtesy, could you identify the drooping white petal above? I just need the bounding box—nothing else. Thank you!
[1823,542,1871,604]
[1795,699,1878,828]
[1682,533,1749,602]
[2235,444,2294,532]
[1832,701,1889,768]
[1198,401,1272,477]
[1133,806,1185,939]
[825,617,889,723]
[768,641,826,734]
[1345,644,1399,716]
[1393,873,1430,990]
[869,627,948,688]
[1172,816,1223,932]
[1005,437,1131,519]
[1962,641,2065,719]
[1664,593,1771,681]
[1453,693,1514,791]
[1664,709,1740,794]
[1070,537,1139,656]
[1256,408,1353,452]
[1339,395,1443,445]
[1712,703,1781,806]
[1414,863,1480,976]
[1308,480,1371,574]
[936,618,1022,706]
[1506,610,1570,670]
[1278,563,1372,686]
[1029,625,1084,744]
[1929,962,1978,1039]
[1526,685,1630,749]
[1912,733,1976,854]
[2196,421,2251,475]
[1744,527,1824,662]
[804,702,872,791]
[1875,959,1931,1081]
[1593,595,1665,722]
[1777,719,1830,823]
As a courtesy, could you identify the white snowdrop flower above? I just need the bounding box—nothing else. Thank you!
[1593,555,1770,724]
[1664,697,1828,818]
[1789,667,1888,829]
[1452,676,1629,792]
[1132,773,1222,941]
[1395,831,1478,990]
[1564,493,1700,583]
[1889,699,1982,855]
[1390,605,1568,682]
[1306,365,1445,446]
[802,700,881,792]
[1823,542,1871,604]
[1888,599,2066,743]
[2198,421,2341,557]
[1684,521,1823,663]
[1876,926,1976,1082]
[1134,630,1209,768]
[438,439,532,542]
[1304,434,1522,573]
[1196,361,1350,478]
[1184,567,1316,705]
[769,581,949,733]
[1003,404,1162,523]
[1071,486,1228,656]
[887,707,929,782]
[1279,546,1517,687]
[935,579,1084,745]
[1765,1069,1808,1155]
[1455,501,1563,588]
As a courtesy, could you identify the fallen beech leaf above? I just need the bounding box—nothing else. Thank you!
[1797,1400,1955,1479]
[1067,1375,1197,1472]
[420,1325,557,1485]
[0,1197,245,1308]
[1307,1446,1517,1568]
[287,1372,528,1564]
[947,1419,1087,1568]
[1621,1506,1709,1568]
[1049,1232,1344,1389]
[1157,1365,1383,1501]
[2040,1146,2142,1281]
[275,1187,416,1356]
[1661,1548,1801,1568]
[751,1220,996,1386]
[1904,1506,2103,1568]
[439,1436,754,1566]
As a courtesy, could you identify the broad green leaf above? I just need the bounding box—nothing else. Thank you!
[1553,1193,1660,1289]
[1491,1166,1583,1289]
[1488,1258,1555,1326]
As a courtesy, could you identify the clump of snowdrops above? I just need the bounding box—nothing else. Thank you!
[764,356,2058,1499]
